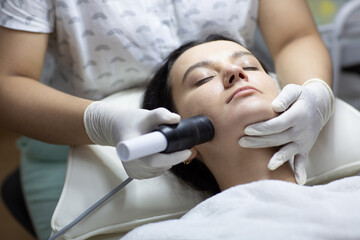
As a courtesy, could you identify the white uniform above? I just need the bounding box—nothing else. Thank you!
[1,0,258,100]
[0,1,259,239]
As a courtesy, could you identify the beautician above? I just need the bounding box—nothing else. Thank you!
[0,1,333,239]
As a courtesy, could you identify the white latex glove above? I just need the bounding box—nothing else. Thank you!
[239,79,334,185]
[84,102,191,179]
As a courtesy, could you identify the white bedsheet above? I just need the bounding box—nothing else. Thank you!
[121,176,360,240]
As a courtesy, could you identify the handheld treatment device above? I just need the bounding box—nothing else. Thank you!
[49,115,214,240]
[117,115,215,161]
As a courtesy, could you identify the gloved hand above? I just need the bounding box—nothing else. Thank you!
[84,102,191,179]
[239,79,334,185]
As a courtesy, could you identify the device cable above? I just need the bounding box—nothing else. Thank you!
[48,177,133,240]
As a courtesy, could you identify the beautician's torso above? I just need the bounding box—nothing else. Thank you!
[0,0,258,100]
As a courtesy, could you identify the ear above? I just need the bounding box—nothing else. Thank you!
[186,148,199,161]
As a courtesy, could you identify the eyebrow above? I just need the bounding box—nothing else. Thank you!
[181,50,255,84]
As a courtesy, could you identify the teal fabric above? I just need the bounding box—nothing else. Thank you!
[18,137,69,240]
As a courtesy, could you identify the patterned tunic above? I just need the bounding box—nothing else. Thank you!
[0,0,259,100]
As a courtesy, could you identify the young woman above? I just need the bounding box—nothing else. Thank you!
[119,34,358,240]
[142,34,296,195]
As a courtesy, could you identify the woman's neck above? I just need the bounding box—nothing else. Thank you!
[200,144,296,191]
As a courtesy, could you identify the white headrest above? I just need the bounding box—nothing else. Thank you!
[306,98,360,184]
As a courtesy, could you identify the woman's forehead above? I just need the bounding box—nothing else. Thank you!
[170,40,250,81]
[179,40,248,63]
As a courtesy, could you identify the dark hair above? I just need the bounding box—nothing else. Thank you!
[142,34,264,195]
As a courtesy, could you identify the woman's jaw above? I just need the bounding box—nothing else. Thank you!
[197,144,296,191]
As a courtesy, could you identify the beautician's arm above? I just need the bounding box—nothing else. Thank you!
[0,27,190,179]
[258,0,332,87]
[0,27,94,145]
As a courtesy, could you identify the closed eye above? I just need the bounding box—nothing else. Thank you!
[243,67,258,71]
[195,76,214,86]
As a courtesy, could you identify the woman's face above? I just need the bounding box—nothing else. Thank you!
[170,40,279,148]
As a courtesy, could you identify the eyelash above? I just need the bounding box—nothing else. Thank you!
[243,67,258,71]
[195,76,214,86]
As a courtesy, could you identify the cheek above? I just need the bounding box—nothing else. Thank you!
[175,85,222,118]
[253,74,280,99]
[237,97,278,125]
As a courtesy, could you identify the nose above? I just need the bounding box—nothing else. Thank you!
[223,65,248,88]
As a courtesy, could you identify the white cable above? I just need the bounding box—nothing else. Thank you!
[48,177,133,240]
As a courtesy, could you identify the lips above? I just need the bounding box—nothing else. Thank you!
[227,86,261,103]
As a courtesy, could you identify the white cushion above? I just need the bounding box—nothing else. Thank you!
[51,88,360,239]
[306,98,360,184]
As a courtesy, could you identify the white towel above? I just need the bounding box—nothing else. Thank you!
[121,176,360,240]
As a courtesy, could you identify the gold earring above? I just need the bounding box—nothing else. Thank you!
[183,159,193,165]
